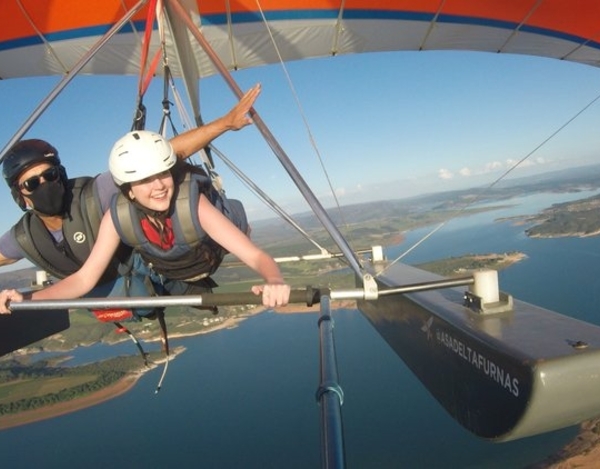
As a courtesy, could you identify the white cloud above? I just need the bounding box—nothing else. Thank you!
[506,158,533,168]
[484,161,503,172]
[438,168,454,179]
[433,155,552,185]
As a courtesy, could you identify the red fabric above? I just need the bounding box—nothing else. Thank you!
[141,217,175,249]
[92,309,134,322]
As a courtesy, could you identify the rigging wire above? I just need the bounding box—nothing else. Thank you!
[379,90,600,276]
[15,0,69,74]
[164,74,333,254]
[253,0,358,250]
[121,0,144,43]
[209,145,331,254]
[420,0,447,50]
[1,0,148,159]
[131,0,162,131]
[157,4,345,259]
[158,57,339,256]
[151,6,222,190]
[497,0,544,53]
[164,68,231,194]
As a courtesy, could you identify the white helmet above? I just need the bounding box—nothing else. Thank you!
[109,130,177,186]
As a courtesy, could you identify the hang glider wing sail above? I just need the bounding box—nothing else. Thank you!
[2,0,600,81]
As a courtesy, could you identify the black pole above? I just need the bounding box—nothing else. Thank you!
[316,295,346,469]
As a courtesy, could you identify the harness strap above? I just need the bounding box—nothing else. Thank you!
[13,215,63,278]
[115,198,138,246]
[79,177,103,248]
[138,270,170,393]
[113,321,149,367]
[158,64,179,138]
[132,0,160,131]
[174,173,199,245]
[137,0,160,98]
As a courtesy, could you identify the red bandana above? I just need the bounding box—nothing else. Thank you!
[141,217,175,249]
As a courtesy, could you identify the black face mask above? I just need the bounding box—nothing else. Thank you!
[26,178,66,216]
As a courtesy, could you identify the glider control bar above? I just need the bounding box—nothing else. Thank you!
[8,276,478,312]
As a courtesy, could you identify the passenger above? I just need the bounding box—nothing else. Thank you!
[0,129,290,312]
[0,85,261,316]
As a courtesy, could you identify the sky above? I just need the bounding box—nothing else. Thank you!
[2,49,600,235]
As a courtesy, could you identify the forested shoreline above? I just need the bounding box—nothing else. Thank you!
[0,354,158,417]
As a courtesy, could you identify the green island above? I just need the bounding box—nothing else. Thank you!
[414,251,527,277]
[505,193,600,238]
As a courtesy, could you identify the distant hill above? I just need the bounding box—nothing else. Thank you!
[0,267,39,290]
[250,162,600,246]
[494,163,600,188]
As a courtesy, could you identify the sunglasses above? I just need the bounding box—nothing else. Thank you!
[19,166,60,192]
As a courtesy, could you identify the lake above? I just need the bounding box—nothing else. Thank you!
[3,189,600,468]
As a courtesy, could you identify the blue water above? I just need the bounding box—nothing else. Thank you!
[32,340,163,367]
[3,190,600,468]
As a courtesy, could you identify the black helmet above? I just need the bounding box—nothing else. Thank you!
[2,139,67,211]
[2,139,62,187]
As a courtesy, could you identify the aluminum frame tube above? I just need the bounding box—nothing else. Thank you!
[8,276,477,312]
[0,0,149,160]
[316,295,346,469]
[166,0,364,280]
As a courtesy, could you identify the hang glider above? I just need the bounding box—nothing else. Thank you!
[4,1,600,467]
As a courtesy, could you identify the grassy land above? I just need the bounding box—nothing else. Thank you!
[0,375,96,404]
[0,353,161,419]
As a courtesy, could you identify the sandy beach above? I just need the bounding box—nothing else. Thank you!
[0,374,139,431]
[527,418,600,468]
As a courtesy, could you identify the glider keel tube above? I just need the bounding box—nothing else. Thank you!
[357,262,600,442]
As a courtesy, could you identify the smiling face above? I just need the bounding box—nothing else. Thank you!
[129,170,174,212]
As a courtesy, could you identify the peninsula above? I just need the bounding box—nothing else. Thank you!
[501,193,600,238]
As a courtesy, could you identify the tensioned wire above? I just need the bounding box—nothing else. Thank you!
[380,91,600,276]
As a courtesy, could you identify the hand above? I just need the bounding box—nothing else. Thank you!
[252,283,291,308]
[0,289,24,314]
[224,83,261,130]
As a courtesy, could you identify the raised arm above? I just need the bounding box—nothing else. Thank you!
[170,84,260,159]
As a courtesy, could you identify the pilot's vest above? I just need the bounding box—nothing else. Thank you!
[110,170,248,282]
[12,176,130,282]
